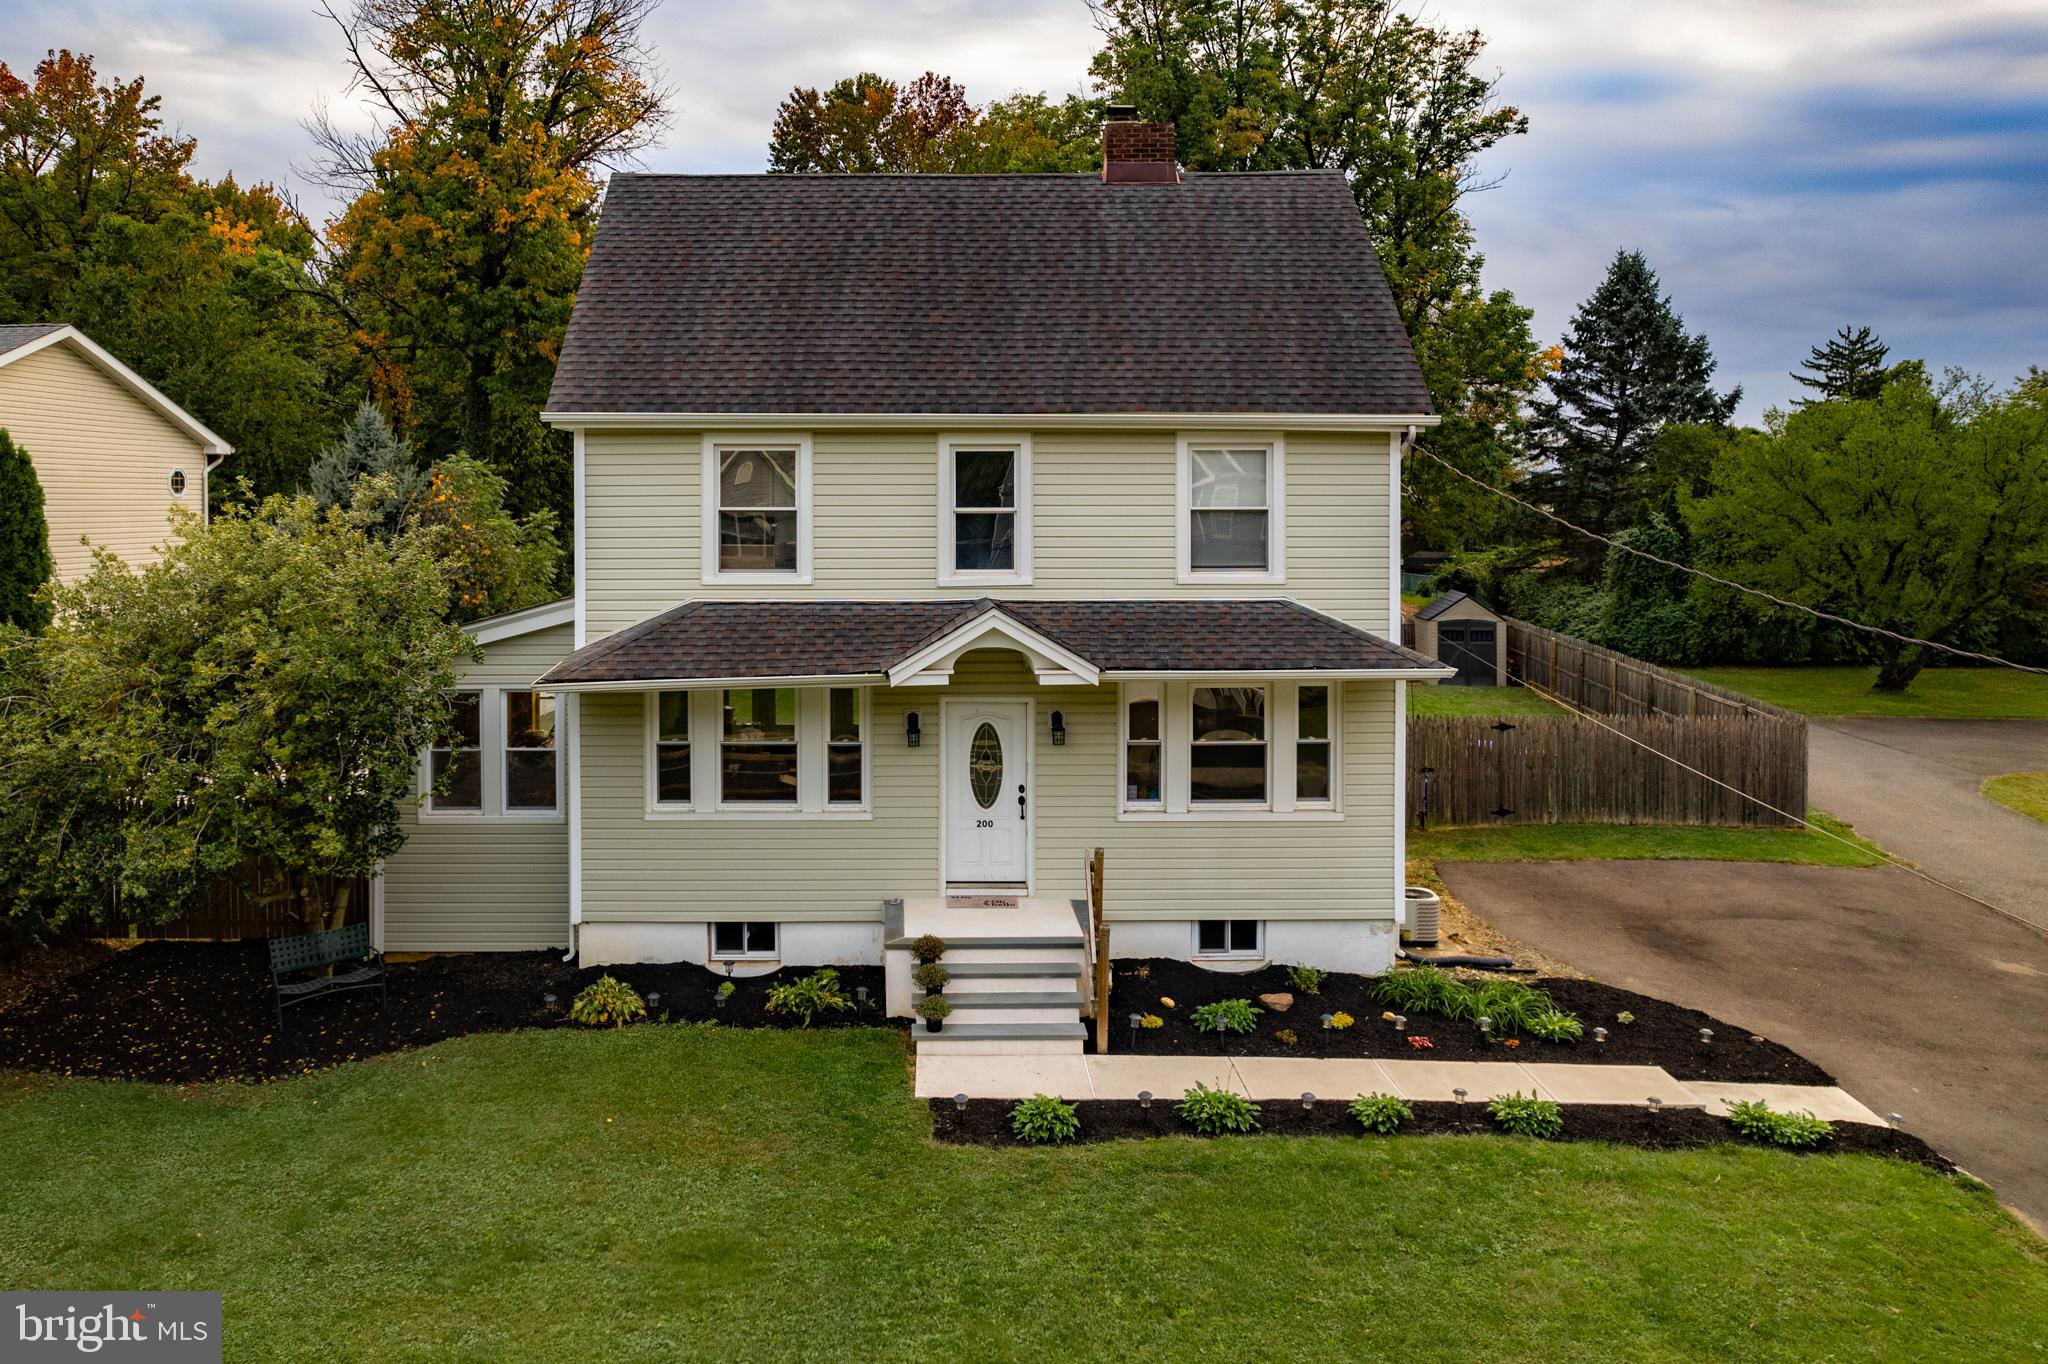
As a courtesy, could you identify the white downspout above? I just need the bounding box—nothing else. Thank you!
[563,690,582,962]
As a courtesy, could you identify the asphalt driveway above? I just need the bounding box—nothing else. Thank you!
[1438,859,2048,1230]
[1810,718,2048,930]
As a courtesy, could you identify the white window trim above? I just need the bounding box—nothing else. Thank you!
[644,686,873,821]
[419,686,564,823]
[1118,680,1340,820]
[709,921,779,960]
[1176,433,1285,584]
[1194,919,1265,960]
[701,434,814,585]
[937,433,1033,585]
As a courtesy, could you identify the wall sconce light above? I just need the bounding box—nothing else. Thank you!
[1050,710,1066,746]
[905,711,922,747]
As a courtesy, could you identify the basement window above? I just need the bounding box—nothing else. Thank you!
[711,922,778,960]
[1196,920,1262,958]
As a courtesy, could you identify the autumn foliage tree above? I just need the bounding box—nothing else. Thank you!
[313,0,670,549]
[0,51,343,493]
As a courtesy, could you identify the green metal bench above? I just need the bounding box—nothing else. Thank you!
[267,923,386,1029]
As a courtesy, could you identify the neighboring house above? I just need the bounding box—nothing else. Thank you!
[0,324,230,583]
[1411,590,1508,686]
[378,116,1452,1050]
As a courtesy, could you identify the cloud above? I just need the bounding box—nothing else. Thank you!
[6,0,2044,414]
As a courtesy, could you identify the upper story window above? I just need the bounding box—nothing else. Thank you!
[424,688,561,820]
[1120,680,1337,818]
[702,436,812,584]
[939,436,1032,583]
[1178,436,1285,583]
[649,685,870,818]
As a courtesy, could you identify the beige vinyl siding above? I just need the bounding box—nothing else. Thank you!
[0,341,209,583]
[583,428,1393,639]
[381,622,574,951]
[579,649,1395,926]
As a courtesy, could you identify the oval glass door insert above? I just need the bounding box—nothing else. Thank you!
[968,722,1004,809]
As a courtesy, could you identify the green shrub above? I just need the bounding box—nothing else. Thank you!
[715,979,735,999]
[1285,964,1327,995]
[1375,964,1465,1016]
[763,968,852,1028]
[569,975,646,1029]
[1456,978,1552,1031]
[1272,1028,1298,1047]
[1177,1082,1261,1135]
[914,993,953,1023]
[909,934,947,965]
[1349,1092,1414,1135]
[912,962,950,993]
[1726,1100,1834,1149]
[1524,1009,1583,1043]
[1189,998,1261,1034]
[1488,1091,1564,1139]
[1010,1094,1081,1145]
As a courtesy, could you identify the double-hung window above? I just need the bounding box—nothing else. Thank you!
[429,691,484,812]
[425,688,560,818]
[703,437,811,582]
[939,436,1031,582]
[650,686,871,816]
[723,687,799,805]
[1178,436,1283,582]
[1121,681,1338,816]
[1190,686,1268,805]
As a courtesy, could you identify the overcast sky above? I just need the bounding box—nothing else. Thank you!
[9,0,2047,418]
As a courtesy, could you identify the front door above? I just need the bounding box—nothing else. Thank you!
[944,701,1030,886]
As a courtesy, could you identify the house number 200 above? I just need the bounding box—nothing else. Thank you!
[975,819,994,828]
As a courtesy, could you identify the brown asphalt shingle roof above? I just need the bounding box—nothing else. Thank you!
[537,599,1441,686]
[546,173,1433,418]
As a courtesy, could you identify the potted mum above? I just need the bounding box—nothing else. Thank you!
[916,993,953,1033]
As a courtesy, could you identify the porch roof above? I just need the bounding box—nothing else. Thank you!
[535,599,1451,690]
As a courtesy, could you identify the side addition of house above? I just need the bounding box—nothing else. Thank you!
[0,323,230,583]
[376,115,1451,1051]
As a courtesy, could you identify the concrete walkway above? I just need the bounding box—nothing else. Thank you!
[1810,717,2048,929]
[914,1052,1883,1124]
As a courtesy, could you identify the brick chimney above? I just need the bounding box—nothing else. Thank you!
[1102,107,1179,184]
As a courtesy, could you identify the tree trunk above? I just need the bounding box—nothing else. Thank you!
[326,878,354,933]
[1873,641,1929,692]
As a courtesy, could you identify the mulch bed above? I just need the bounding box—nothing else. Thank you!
[1101,958,1833,1085]
[930,1098,1954,1172]
[0,941,888,1084]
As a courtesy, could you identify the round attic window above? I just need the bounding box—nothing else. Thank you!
[167,468,188,496]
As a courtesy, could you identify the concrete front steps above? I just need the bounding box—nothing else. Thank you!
[886,896,1090,1056]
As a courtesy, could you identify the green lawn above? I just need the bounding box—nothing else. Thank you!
[5,1028,2044,1361]
[1984,771,2048,825]
[1412,811,1887,867]
[1407,682,1566,717]
[1681,665,2048,719]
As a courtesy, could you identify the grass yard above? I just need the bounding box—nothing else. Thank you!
[1984,771,2048,826]
[1412,810,1886,867]
[1407,682,1566,716]
[5,1029,2045,1362]
[1681,665,2048,719]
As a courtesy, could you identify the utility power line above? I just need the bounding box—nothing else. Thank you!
[1408,442,2048,678]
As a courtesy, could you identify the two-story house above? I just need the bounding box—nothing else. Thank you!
[376,116,1449,1051]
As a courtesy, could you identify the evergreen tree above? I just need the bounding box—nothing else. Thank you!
[0,429,54,631]
[1791,325,1890,403]
[1527,250,1740,544]
[308,400,427,539]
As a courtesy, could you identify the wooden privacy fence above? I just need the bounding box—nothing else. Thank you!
[1507,619,1805,723]
[121,869,370,941]
[1408,712,1807,828]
